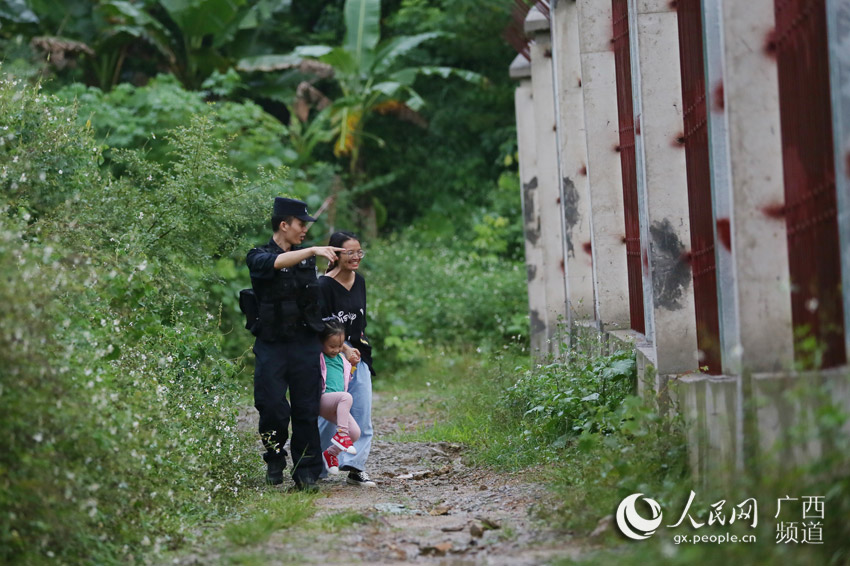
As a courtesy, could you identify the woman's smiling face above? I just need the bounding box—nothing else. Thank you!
[337,239,363,271]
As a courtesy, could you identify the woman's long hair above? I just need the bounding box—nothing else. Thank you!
[326,231,360,273]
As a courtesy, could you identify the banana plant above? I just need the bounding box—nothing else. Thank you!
[155,0,257,89]
[237,0,484,235]
[91,0,176,90]
[238,0,484,175]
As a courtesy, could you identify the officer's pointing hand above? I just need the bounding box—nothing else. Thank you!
[312,246,347,262]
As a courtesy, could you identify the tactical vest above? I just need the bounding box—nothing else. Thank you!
[252,255,324,341]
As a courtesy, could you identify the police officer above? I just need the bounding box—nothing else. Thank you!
[246,197,345,491]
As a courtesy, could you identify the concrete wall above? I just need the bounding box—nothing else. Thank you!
[631,0,699,375]
[551,0,595,325]
[512,0,850,488]
[576,0,632,331]
[527,9,569,351]
[512,56,548,354]
[712,0,794,374]
[672,367,850,489]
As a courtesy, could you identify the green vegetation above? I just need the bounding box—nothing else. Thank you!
[0,0,525,560]
[0,73,277,564]
[365,227,527,370]
[222,492,316,547]
[313,510,371,532]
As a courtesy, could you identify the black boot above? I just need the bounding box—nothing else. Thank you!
[266,459,285,485]
[293,475,319,493]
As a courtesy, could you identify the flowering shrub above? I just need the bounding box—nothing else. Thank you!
[0,71,283,564]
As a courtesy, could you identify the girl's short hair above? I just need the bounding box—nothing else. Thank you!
[320,319,346,342]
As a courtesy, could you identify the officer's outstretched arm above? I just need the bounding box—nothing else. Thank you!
[274,246,346,269]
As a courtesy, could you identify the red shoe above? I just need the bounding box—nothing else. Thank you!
[331,432,357,455]
[322,450,339,475]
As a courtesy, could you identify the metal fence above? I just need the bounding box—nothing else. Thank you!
[774,0,847,367]
[677,0,722,373]
[612,0,646,334]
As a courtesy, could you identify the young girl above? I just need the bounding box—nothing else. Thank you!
[319,320,360,475]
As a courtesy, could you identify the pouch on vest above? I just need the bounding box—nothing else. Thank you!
[258,299,300,341]
[295,260,323,332]
[239,288,259,335]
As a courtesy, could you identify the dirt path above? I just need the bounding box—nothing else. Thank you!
[173,391,586,565]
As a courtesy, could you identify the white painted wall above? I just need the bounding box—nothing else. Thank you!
[576,0,632,331]
[513,59,549,355]
[631,1,699,373]
[527,13,570,349]
[552,0,595,323]
[716,0,794,373]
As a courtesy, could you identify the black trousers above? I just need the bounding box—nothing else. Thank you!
[253,333,322,482]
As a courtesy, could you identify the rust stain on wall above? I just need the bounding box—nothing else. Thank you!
[715,217,731,251]
[762,202,787,219]
[712,81,725,112]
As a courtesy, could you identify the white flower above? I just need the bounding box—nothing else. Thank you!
[33,433,43,443]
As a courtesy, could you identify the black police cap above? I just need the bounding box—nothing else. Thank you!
[273,197,316,222]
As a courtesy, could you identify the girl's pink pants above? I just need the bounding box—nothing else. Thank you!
[319,391,361,456]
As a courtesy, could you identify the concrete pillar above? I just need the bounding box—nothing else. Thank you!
[576,0,632,330]
[551,0,595,324]
[526,8,569,348]
[511,55,548,354]
[709,0,794,373]
[827,0,850,359]
[629,3,656,347]
[631,0,699,373]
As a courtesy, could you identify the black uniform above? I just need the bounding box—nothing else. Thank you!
[246,239,324,484]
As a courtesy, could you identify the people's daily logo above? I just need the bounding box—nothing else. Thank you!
[616,493,663,540]
[615,491,825,546]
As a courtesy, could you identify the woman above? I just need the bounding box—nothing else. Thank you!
[318,231,376,487]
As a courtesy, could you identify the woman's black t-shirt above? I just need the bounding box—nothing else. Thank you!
[318,273,374,374]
